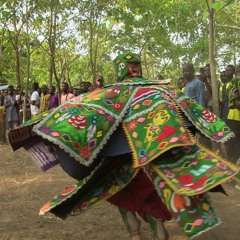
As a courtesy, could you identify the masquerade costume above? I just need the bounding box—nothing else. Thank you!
[8,52,239,239]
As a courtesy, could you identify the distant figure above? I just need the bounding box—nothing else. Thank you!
[16,85,31,123]
[28,82,40,118]
[177,77,186,92]
[72,87,80,96]
[60,82,75,104]
[156,74,164,81]
[4,85,20,130]
[79,81,92,94]
[183,63,205,107]
[197,67,207,82]
[49,86,59,109]
[40,85,50,113]
[225,64,240,163]
[219,71,231,121]
[94,75,104,89]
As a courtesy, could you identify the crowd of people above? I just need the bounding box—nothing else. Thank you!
[175,63,240,164]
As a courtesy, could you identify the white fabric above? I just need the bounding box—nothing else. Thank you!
[30,91,40,115]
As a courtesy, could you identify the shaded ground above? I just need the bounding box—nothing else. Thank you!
[0,143,239,240]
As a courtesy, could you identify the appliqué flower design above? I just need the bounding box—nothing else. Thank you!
[202,110,217,123]
[127,121,138,131]
[68,115,87,130]
[79,146,92,159]
[113,102,124,110]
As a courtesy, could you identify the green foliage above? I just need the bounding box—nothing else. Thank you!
[0,0,239,89]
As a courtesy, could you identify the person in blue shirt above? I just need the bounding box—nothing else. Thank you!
[183,63,205,107]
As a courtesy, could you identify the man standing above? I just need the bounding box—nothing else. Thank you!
[39,85,50,113]
[4,85,20,130]
[49,86,59,109]
[28,82,40,118]
[183,63,205,107]
[60,82,74,104]
[219,71,231,121]
[225,65,240,163]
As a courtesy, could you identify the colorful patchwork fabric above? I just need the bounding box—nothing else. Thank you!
[33,85,137,166]
[8,78,239,239]
[148,175,221,239]
[145,145,239,196]
[31,79,234,168]
[158,84,233,142]
[8,109,54,151]
[39,159,138,219]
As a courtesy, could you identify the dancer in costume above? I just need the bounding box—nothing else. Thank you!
[8,52,239,240]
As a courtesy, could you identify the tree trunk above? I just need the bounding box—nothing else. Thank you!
[209,0,227,157]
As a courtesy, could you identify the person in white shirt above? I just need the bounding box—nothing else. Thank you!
[28,82,40,118]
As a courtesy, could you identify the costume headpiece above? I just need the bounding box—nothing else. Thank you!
[113,52,141,82]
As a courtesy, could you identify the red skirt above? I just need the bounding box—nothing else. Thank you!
[108,170,172,222]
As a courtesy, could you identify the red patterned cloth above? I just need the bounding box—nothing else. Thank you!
[108,170,172,222]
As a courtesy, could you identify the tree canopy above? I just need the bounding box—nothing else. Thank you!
[0,0,239,88]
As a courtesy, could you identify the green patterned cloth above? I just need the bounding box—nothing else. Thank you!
[8,79,239,239]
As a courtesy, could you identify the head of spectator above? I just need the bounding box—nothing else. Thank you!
[41,85,49,95]
[182,63,195,82]
[16,85,22,95]
[204,64,211,79]
[198,67,207,82]
[113,52,142,82]
[80,81,91,93]
[49,86,56,95]
[177,77,186,91]
[225,65,235,80]
[95,75,104,88]
[61,82,69,94]
[73,88,79,96]
[8,85,14,96]
[220,71,228,84]
[32,82,39,92]
[68,86,74,94]
[156,74,164,81]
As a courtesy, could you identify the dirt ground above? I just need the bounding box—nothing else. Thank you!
[0,143,239,240]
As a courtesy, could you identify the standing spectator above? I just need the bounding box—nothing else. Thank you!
[94,75,104,89]
[68,86,74,94]
[197,67,207,82]
[28,82,40,118]
[202,64,214,110]
[60,82,74,104]
[183,63,205,107]
[225,65,236,83]
[219,71,231,121]
[39,85,50,113]
[3,85,20,130]
[16,85,31,123]
[156,74,164,81]
[177,77,186,92]
[0,90,6,142]
[49,86,59,109]
[225,65,240,163]
[79,81,92,94]
[0,90,4,106]
[72,87,80,96]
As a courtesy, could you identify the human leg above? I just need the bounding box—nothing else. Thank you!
[146,213,169,240]
[118,207,142,240]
